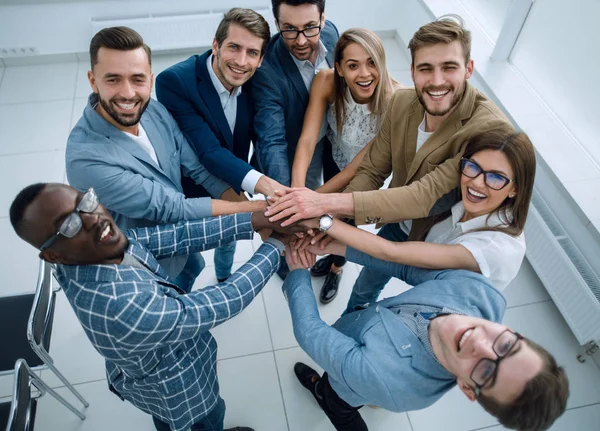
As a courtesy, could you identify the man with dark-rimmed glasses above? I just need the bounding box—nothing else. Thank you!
[249,1,339,280]
[280,250,570,430]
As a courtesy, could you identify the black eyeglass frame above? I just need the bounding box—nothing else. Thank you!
[471,329,524,397]
[278,19,322,40]
[460,158,515,191]
[39,188,99,251]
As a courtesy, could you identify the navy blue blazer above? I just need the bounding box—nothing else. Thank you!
[249,20,339,185]
[156,50,254,196]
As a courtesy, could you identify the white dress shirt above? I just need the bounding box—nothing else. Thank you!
[425,201,526,290]
[290,40,330,142]
[207,54,263,194]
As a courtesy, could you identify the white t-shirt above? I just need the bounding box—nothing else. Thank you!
[399,116,434,235]
[123,124,159,166]
[425,201,526,290]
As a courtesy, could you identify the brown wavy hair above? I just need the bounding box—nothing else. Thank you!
[462,129,536,237]
[417,129,535,240]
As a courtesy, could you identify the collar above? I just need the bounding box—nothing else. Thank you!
[451,201,511,231]
[289,39,328,69]
[206,54,242,98]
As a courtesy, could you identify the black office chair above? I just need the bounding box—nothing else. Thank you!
[0,260,88,413]
[1,358,84,431]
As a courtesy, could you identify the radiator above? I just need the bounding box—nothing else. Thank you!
[525,189,600,345]
[90,7,273,52]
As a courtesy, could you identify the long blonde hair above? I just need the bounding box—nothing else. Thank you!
[333,28,399,137]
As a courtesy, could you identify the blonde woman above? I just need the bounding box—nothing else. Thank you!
[290,28,401,302]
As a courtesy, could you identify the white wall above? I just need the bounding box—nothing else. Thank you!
[510,0,600,166]
[0,0,404,57]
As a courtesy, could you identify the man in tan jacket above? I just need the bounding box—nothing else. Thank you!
[265,16,513,306]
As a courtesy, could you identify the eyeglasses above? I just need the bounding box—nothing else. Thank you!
[460,158,514,191]
[279,22,322,40]
[40,188,100,250]
[471,329,523,397]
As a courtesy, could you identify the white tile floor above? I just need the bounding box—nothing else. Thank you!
[1,38,599,431]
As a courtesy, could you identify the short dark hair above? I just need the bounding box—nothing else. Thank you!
[89,26,152,70]
[408,14,471,65]
[10,183,47,237]
[271,0,325,21]
[478,337,569,430]
[214,8,271,55]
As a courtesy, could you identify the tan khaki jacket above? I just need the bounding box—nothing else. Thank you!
[346,83,512,239]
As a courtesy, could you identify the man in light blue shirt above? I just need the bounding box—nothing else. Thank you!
[67,26,264,293]
[281,241,569,431]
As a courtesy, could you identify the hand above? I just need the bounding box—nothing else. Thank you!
[307,239,346,257]
[256,175,289,198]
[252,212,309,236]
[265,188,327,226]
[285,243,316,270]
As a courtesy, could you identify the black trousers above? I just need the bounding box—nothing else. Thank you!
[313,373,368,431]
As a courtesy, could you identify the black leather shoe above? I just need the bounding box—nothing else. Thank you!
[225,428,254,431]
[294,362,320,394]
[310,255,335,277]
[319,270,342,304]
[277,258,290,280]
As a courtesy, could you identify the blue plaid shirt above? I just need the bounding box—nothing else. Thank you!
[54,213,281,431]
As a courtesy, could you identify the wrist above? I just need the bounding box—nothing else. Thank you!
[251,211,268,231]
[329,193,354,217]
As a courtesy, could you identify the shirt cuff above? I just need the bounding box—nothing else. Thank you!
[265,237,285,254]
[241,170,264,195]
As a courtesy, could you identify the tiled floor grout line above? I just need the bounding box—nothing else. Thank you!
[0,97,75,107]
[0,148,66,158]
[465,401,600,431]
[506,298,552,310]
[406,412,415,431]
[260,289,292,430]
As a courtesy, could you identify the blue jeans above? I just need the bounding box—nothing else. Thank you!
[344,223,408,315]
[214,242,236,281]
[173,252,206,293]
[152,397,226,431]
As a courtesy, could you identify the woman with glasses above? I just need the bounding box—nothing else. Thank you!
[304,129,535,299]
[291,28,401,192]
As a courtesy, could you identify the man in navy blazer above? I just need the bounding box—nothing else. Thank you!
[157,8,287,283]
[250,0,339,191]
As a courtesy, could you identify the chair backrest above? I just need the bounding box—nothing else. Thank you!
[6,359,34,431]
[27,260,53,348]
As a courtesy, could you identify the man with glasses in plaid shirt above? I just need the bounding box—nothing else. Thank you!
[9,182,306,431]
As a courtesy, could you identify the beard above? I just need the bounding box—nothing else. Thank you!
[99,96,150,128]
[416,81,466,117]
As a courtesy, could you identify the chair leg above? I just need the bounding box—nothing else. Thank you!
[43,383,86,420]
[37,349,90,408]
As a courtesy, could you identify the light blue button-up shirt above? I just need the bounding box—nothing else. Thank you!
[290,40,330,141]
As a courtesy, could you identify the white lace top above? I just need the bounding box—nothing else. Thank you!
[326,90,378,170]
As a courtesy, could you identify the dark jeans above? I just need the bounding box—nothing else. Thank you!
[314,373,368,431]
[152,397,226,431]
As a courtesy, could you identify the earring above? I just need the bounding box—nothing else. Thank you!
[509,193,516,198]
